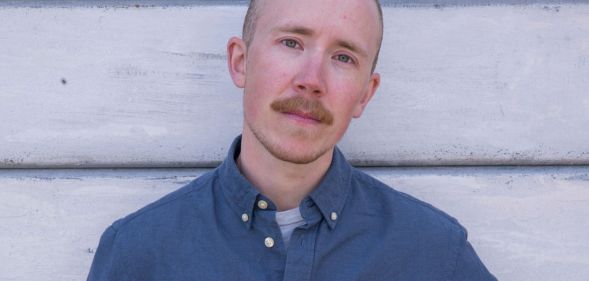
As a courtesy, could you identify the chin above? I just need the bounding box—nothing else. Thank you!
[253,129,331,165]
[269,145,328,165]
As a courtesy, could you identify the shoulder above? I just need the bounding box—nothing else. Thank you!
[88,169,227,279]
[348,168,478,277]
[349,167,467,239]
[107,169,219,240]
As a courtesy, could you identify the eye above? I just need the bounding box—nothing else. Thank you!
[334,54,354,64]
[281,39,300,49]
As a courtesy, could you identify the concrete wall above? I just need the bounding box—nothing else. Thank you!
[2,3,589,168]
[1,1,588,280]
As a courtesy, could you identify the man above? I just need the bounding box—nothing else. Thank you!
[88,0,497,280]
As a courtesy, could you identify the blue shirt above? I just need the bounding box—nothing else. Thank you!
[87,136,497,281]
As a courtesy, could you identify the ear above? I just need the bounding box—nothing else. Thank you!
[227,36,247,88]
[352,72,380,118]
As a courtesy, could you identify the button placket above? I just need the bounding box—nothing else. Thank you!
[282,223,318,281]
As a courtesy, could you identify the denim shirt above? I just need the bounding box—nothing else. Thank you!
[87,136,497,281]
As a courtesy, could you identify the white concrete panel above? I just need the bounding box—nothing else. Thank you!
[346,4,589,166]
[1,5,588,167]
[0,167,588,280]
[0,6,244,168]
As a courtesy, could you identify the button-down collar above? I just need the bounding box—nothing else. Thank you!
[218,135,352,230]
[306,143,352,229]
[217,136,259,229]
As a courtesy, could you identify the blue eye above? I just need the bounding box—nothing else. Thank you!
[282,39,299,49]
[334,54,352,64]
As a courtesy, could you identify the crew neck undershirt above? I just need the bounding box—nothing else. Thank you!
[275,207,305,247]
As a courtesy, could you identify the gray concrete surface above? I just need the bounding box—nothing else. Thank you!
[1,5,588,168]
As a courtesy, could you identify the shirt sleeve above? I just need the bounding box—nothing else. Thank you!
[86,225,127,281]
[450,238,498,281]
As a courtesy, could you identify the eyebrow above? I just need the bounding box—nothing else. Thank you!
[274,25,368,58]
[335,39,368,59]
[275,25,314,36]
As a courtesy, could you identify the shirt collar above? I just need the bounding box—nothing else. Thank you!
[218,136,260,229]
[218,135,352,230]
[307,144,352,229]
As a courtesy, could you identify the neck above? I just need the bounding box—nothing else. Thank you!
[237,130,333,211]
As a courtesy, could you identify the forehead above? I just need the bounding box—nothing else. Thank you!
[254,0,380,53]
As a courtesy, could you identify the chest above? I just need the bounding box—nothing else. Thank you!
[130,222,451,281]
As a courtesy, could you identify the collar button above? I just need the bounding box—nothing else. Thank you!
[257,200,268,210]
[330,212,338,221]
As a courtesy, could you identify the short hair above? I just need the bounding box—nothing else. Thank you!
[242,0,384,73]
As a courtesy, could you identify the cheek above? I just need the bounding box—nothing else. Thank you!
[254,45,292,75]
[329,79,365,110]
[328,88,366,125]
[248,53,291,92]
[243,74,280,121]
[333,73,369,107]
[328,96,359,124]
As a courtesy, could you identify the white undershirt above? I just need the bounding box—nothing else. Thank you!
[275,207,305,247]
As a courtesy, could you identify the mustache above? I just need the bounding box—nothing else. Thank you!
[270,96,334,125]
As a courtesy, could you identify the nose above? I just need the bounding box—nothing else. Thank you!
[293,53,326,96]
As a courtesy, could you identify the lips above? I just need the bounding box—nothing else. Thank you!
[284,110,322,123]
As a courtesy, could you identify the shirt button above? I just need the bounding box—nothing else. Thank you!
[264,237,275,248]
[241,213,249,222]
[330,212,338,221]
[257,200,268,210]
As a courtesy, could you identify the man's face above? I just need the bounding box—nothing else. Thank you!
[231,0,381,164]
